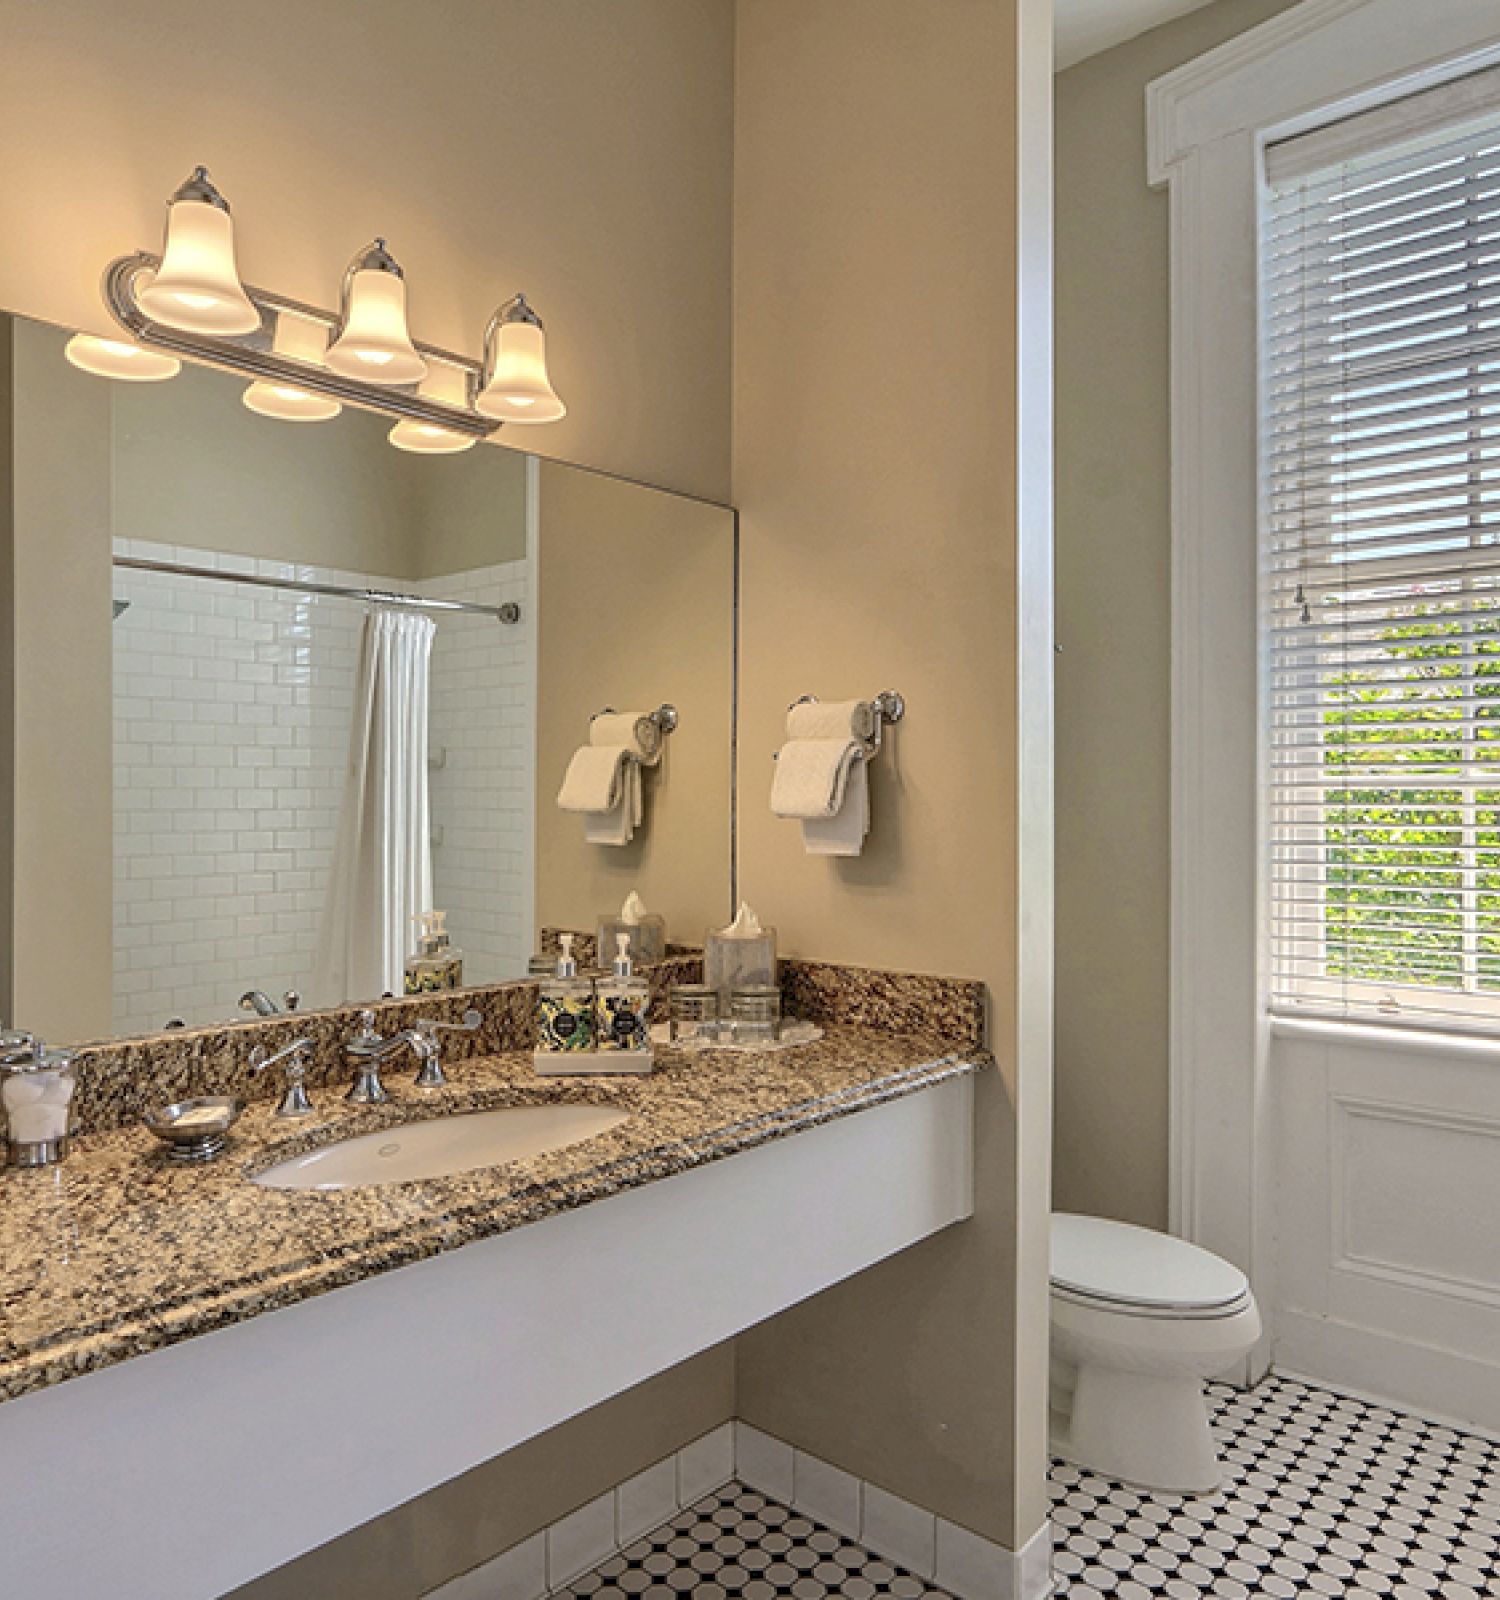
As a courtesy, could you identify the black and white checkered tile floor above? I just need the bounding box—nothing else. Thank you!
[554,1377,1498,1599]
[1051,1375,1500,1599]
[554,1485,952,1599]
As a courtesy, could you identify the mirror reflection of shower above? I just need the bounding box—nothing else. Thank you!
[110,545,532,1035]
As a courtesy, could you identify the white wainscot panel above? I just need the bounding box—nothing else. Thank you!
[1271,1028,1500,1431]
[1336,1099,1500,1304]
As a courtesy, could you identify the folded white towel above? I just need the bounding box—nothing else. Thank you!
[585,761,642,847]
[786,698,869,742]
[770,737,861,820]
[558,745,628,814]
[801,758,869,856]
[773,698,874,855]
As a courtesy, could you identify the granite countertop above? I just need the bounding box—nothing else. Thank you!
[0,1026,983,1407]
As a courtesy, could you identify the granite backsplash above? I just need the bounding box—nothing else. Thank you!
[52,952,984,1141]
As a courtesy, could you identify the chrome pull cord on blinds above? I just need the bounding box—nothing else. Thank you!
[1263,64,1500,1035]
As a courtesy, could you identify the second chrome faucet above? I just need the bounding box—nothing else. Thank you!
[343,1009,483,1104]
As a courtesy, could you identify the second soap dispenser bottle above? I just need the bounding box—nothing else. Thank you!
[596,933,654,1072]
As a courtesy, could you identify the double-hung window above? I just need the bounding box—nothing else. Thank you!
[1264,69,1500,1034]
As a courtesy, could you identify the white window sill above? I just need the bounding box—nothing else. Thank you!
[1269,1013,1500,1063]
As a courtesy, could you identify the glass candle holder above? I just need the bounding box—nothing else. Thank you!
[670,984,721,1044]
[730,985,782,1046]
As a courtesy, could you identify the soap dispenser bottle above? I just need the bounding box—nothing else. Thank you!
[535,934,596,1061]
[597,933,653,1068]
[405,910,464,994]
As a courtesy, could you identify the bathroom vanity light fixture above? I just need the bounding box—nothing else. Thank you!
[476,294,566,423]
[84,165,566,440]
[136,168,261,337]
[325,240,428,386]
[64,332,181,383]
[243,310,342,422]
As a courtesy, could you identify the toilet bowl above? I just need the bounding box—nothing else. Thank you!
[1050,1213,1261,1493]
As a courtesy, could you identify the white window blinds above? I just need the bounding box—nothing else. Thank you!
[1264,69,1500,1034]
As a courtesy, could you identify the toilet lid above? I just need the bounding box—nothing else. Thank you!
[1051,1214,1250,1313]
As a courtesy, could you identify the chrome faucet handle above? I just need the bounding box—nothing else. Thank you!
[283,990,301,1013]
[345,1010,393,1104]
[249,1036,316,1119]
[403,1009,482,1090]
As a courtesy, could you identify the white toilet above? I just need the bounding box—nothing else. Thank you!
[1050,1213,1261,1493]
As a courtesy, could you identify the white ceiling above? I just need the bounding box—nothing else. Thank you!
[1055,0,1219,71]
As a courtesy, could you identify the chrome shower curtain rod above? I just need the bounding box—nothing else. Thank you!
[111,555,521,623]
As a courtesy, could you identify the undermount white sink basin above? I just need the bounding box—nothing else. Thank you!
[252,1104,629,1191]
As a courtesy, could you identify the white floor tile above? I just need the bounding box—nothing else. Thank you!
[1049,1374,1500,1600]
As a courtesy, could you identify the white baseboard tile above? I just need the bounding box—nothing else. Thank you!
[792,1447,862,1539]
[425,1530,546,1600]
[734,1420,795,1502]
[1016,1519,1056,1600]
[427,1421,1054,1600]
[615,1456,678,1548]
[423,1423,734,1600]
[677,1420,735,1505]
[861,1481,937,1580]
[737,1421,1054,1600]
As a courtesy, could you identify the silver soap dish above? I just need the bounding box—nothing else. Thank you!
[144,1096,244,1163]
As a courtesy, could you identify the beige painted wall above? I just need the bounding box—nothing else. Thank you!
[1,319,114,1041]
[731,0,1052,1550]
[0,315,11,1027]
[535,461,736,944]
[1053,0,1301,1231]
[0,0,734,503]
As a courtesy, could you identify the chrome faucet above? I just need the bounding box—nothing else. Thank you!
[343,1008,482,1102]
[249,1036,316,1118]
[405,1010,483,1090]
[239,989,302,1018]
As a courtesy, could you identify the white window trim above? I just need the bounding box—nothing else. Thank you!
[1146,0,1500,1313]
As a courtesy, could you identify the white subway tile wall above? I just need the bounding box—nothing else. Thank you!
[425,561,534,988]
[111,540,534,1035]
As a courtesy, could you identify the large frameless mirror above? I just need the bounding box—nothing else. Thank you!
[0,313,736,1044]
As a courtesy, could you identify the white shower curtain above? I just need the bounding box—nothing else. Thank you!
[313,607,436,1005]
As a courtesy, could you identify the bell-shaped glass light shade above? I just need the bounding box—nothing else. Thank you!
[65,333,181,383]
[325,242,427,386]
[243,311,342,422]
[476,301,565,423]
[389,418,476,454]
[137,169,261,336]
[389,359,476,453]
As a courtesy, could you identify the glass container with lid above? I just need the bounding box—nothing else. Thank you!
[0,1030,79,1167]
